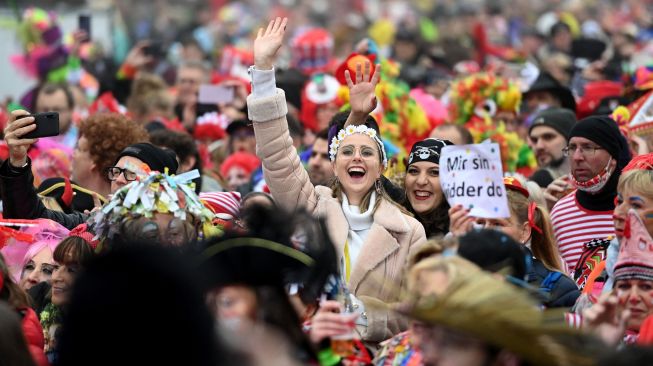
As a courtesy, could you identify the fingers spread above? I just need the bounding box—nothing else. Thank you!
[279,17,288,33]
[265,19,275,35]
[355,62,363,83]
[371,64,381,85]
[363,61,371,81]
[345,70,354,89]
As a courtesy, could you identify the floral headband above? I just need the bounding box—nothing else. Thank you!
[329,125,387,166]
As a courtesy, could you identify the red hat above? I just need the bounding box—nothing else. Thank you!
[576,81,623,119]
[220,152,260,177]
[335,53,376,85]
[623,153,653,172]
[88,92,126,115]
[218,46,254,81]
[628,91,653,136]
[200,191,242,218]
[300,73,341,132]
[193,111,228,142]
[503,176,529,198]
[291,28,334,75]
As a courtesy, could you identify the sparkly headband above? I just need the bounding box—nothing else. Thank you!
[328,125,387,166]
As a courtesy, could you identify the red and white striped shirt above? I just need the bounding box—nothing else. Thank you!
[550,192,615,275]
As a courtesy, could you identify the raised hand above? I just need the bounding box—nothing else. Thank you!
[124,41,153,70]
[448,204,475,237]
[4,110,37,168]
[254,17,288,70]
[582,292,629,346]
[345,61,381,116]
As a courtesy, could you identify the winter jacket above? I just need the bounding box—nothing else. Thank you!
[526,249,580,308]
[248,88,426,343]
[0,159,86,230]
[20,307,49,366]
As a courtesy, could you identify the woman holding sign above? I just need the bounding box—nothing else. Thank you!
[247,18,426,343]
[451,176,579,307]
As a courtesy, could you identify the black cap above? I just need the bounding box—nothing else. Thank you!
[114,143,178,174]
[457,229,527,280]
[528,107,577,140]
[569,115,631,170]
[524,72,577,112]
[226,119,254,136]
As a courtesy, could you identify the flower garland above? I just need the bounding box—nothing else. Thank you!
[329,124,388,167]
[40,302,62,353]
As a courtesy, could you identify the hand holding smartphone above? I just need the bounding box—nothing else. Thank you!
[78,15,91,42]
[22,112,60,139]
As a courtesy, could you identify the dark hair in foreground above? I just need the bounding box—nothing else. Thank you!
[57,244,239,366]
[199,205,338,362]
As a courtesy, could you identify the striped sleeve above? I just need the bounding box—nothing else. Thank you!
[551,194,615,274]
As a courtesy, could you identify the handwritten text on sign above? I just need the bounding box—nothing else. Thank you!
[439,143,510,219]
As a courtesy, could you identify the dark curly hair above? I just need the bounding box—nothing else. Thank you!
[78,113,149,180]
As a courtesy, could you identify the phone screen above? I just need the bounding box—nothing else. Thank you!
[198,85,235,105]
[78,15,91,41]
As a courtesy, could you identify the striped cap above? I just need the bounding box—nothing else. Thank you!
[199,192,242,218]
[614,209,653,282]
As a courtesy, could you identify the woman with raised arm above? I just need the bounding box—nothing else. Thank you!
[247,18,426,344]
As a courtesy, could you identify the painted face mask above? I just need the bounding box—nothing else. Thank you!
[570,157,613,194]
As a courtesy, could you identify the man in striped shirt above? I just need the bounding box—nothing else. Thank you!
[550,116,631,274]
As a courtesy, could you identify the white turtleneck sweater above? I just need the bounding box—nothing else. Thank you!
[341,191,375,277]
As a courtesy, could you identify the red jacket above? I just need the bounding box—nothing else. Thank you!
[20,307,49,366]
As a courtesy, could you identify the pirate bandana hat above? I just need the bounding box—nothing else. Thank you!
[407,138,454,168]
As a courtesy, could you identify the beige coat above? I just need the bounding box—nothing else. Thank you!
[248,89,427,342]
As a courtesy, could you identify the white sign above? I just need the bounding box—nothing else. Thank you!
[440,143,510,219]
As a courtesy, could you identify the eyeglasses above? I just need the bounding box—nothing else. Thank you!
[106,166,138,182]
[562,144,604,157]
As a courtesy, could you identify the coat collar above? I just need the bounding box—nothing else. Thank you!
[319,187,414,291]
[348,197,411,290]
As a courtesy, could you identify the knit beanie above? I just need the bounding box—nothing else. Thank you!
[114,143,179,174]
[528,107,577,140]
[569,115,631,170]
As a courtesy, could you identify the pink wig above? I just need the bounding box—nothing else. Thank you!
[0,219,69,283]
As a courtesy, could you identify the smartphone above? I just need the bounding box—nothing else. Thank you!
[143,41,164,58]
[23,112,60,139]
[78,15,91,42]
[198,85,235,104]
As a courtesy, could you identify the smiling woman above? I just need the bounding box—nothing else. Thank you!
[248,17,426,344]
[402,138,454,237]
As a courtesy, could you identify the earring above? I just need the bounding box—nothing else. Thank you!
[375,179,382,195]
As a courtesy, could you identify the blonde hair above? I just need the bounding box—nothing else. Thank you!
[40,196,63,212]
[330,180,410,215]
[506,189,562,272]
[618,169,653,199]
[406,256,480,298]
[127,73,173,122]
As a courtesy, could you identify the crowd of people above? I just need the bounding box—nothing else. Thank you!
[2,0,653,365]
